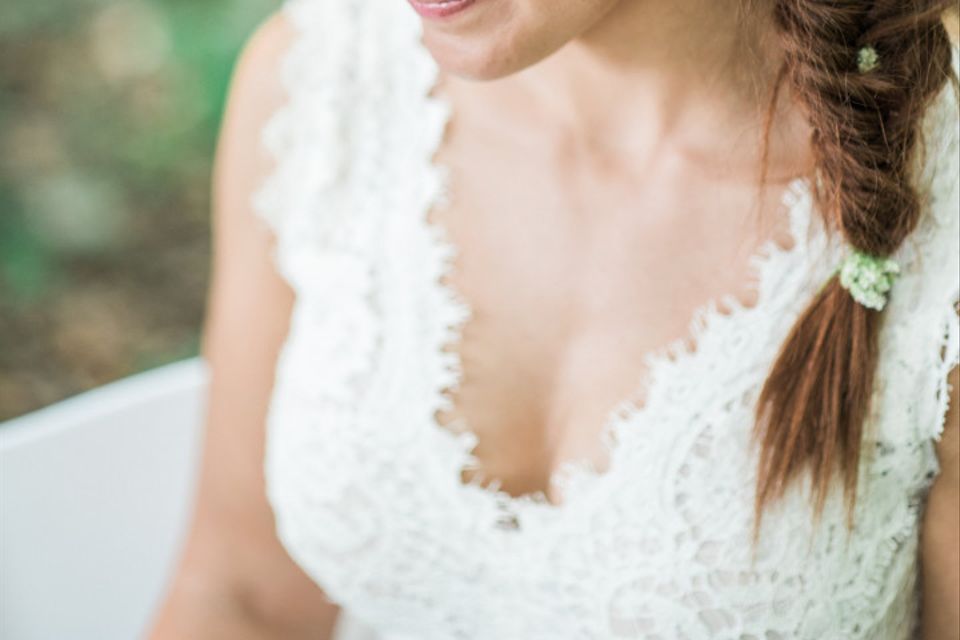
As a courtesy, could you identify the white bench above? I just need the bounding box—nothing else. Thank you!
[0,358,208,640]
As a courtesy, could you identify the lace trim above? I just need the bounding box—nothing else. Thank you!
[903,50,960,450]
[406,20,831,525]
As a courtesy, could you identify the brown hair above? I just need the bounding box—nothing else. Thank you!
[751,0,958,543]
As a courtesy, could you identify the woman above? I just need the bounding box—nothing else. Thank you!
[149,0,960,638]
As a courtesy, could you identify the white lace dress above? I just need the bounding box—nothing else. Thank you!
[253,2,960,638]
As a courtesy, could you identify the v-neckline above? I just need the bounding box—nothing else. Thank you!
[403,17,823,531]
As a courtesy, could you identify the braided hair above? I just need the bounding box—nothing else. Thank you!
[751,0,957,544]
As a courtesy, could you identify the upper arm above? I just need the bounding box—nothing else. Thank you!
[158,11,339,634]
[933,362,960,484]
[932,301,960,484]
[920,306,960,639]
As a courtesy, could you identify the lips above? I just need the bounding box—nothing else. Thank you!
[407,0,478,19]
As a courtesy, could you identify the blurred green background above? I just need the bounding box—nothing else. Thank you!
[0,0,276,420]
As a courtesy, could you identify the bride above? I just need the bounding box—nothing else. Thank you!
[149,1,960,638]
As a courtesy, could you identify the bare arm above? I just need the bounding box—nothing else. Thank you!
[921,333,960,640]
[922,14,960,637]
[146,13,340,639]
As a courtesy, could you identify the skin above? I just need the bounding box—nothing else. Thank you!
[923,359,960,640]
[148,1,959,637]
[425,0,813,499]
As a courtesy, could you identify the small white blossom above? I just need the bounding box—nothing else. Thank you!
[838,249,900,311]
[858,46,880,73]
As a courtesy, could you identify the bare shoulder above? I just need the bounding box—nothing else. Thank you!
[230,10,297,114]
[213,10,297,232]
[207,9,300,349]
[933,307,960,482]
[244,10,297,65]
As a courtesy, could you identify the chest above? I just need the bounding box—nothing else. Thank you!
[424,79,805,501]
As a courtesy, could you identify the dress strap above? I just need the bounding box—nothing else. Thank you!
[877,46,960,452]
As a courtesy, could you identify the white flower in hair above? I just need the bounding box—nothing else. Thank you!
[838,248,900,311]
[857,46,880,73]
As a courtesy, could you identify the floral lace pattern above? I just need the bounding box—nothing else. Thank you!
[255,2,960,638]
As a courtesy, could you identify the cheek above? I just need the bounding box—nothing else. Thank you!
[420,0,616,80]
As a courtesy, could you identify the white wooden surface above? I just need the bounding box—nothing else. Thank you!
[0,358,208,640]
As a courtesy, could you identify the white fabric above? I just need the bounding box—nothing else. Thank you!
[254,1,960,637]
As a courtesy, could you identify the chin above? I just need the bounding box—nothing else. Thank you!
[419,15,539,81]
[412,0,614,82]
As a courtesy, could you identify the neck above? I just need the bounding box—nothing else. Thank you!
[510,0,807,180]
